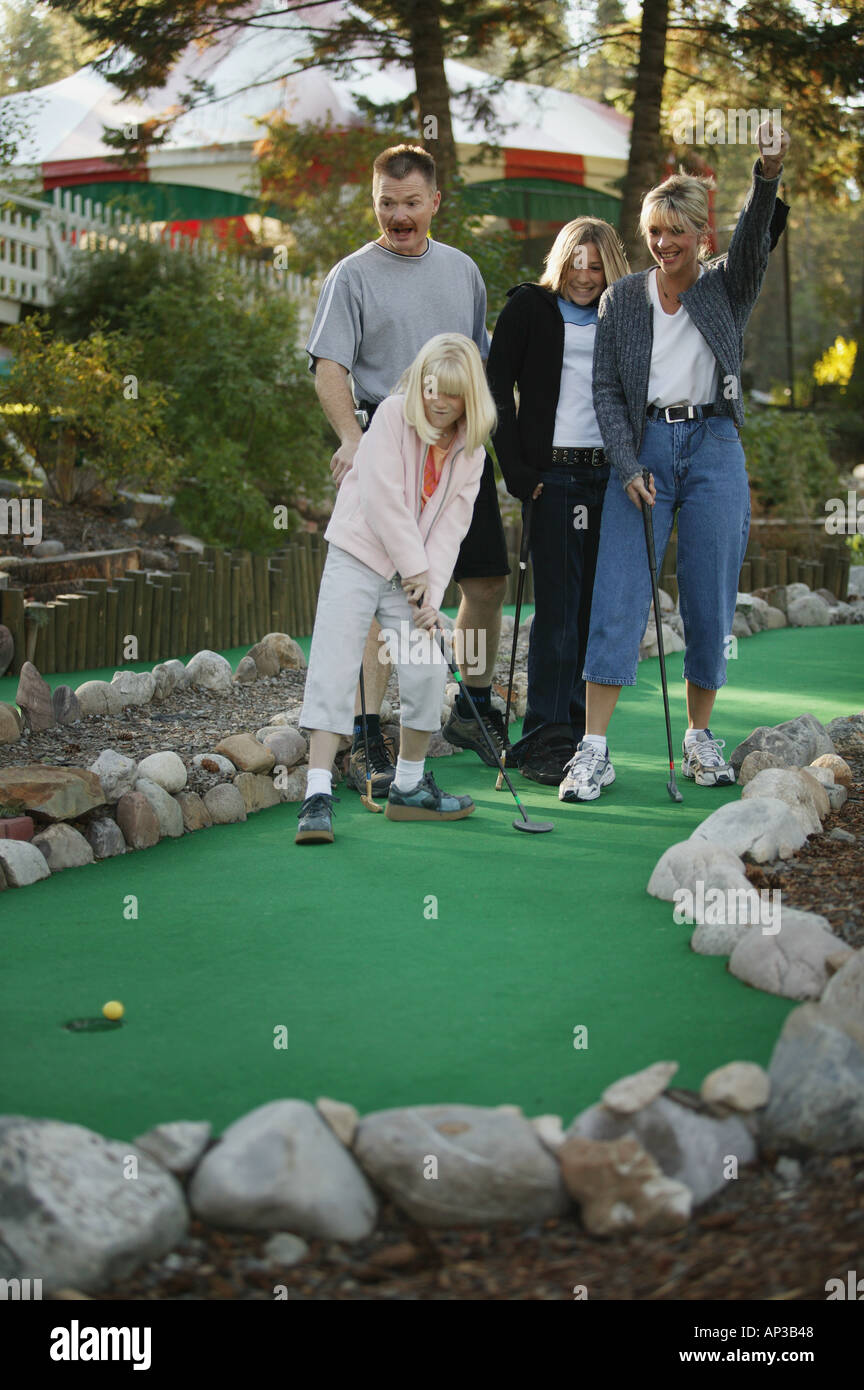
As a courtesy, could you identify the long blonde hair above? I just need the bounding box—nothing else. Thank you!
[540,218,629,297]
[397,333,497,453]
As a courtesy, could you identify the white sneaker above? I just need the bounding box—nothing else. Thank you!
[558,741,616,803]
[681,729,736,786]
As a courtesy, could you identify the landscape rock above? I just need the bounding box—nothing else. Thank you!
[134,1121,212,1176]
[233,656,258,683]
[689,797,808,862]
[602,1061,679,1115]
[255,726,307,768]
[731,611,752,640]
[0,1116,188,1293]
[110,670,156,707]
[825,714,864,756]
[247,633,306,674]
[202,783,247,824]
[115,791,161,850]
[191,753,236,777]
[558,1134,692,1234]
[274,764,309,803]
[786,593,832,626]
[0,765,105,821]
[760,1002,864,1153]
[641,621,685,658]
[740,768,829,836]
[0,838,52,885]
[264,1233,309,1267]
[136,751,187,794]
[691,916,753,956]
[728,909,838,999]
[31,539,65,557]
[74,680,124,717]
[190,1100,377,1241]
[567,1095,756,1207]
[738,749,793,784]
[354,1104,569,1227]
[175,790,213,831]
[819,948,864,1036]
[762,606,787,629]
[729,713,835,773]
[647,841,751,902]
[234,771,281,813]
[215,733,275,774]
[186,649,233,694]
[51,686,81,725]
[134,777,184,838]
[700,1062,770,1112]
[828,827,855,844]
[85,818,127,859]
[149,665,175,703]
[89,750,138,802]
[32,823,94,871]
[161,659,190,690]
[315,1097,359,1149]
[16,661,54,732]
[810,753,853,789]
[0,702,22,744]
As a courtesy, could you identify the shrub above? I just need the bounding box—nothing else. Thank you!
[741,406,839,518]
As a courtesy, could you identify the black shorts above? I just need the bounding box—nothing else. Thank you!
[453,451,511,583]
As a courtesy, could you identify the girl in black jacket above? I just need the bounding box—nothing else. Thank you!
[487,218,629,783]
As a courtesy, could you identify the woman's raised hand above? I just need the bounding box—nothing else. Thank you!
[757,120,790,179]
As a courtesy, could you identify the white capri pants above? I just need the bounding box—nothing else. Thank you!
[299,544,448,736]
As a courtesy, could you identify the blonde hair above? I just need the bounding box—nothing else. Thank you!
[539,218,629,297]
[397,333,497,453]
[639,172,716,258]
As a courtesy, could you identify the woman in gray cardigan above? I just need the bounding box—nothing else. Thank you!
[559,120,790,804]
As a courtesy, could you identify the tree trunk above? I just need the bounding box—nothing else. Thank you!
[847,236,864,408]
[405,0,457,196]
[618,0,669,269]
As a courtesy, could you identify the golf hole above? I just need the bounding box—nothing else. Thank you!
[62,1018,123,1033]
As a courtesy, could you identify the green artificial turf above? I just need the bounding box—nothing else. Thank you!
[1,623,861,1140]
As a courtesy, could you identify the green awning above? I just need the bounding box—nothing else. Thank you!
[465,178,621,226]
[41,182,266,223]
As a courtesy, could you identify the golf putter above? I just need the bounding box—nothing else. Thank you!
[357,666,383,813]
[496,497,533,791]
[426,618,553,835]
[640,467,683,803]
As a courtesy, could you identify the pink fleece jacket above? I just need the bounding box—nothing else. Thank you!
[324,394,486,610]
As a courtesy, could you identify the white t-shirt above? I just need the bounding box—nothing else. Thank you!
[647,267,719,408]
[553,300,604,447]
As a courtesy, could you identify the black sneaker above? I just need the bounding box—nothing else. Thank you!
[520,738,577,786]
[295,792,340,844]
[346,734,397,797]
[385,771,475,822]
[442,703,506,768]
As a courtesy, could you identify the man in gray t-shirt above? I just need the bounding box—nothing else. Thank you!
[306,144,510,795]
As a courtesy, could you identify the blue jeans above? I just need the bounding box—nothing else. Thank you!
[515,464,609,751]
[583,415,750,690]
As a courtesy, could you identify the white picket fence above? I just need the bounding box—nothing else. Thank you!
[0,186,318,332]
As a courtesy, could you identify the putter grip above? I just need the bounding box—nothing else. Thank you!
[640,468,657,568]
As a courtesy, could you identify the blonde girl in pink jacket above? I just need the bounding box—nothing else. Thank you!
[297,333,497,844]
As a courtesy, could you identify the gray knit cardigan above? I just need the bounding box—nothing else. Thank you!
[592,159,783,489]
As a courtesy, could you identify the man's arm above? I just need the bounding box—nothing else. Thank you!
[315,359,364,485]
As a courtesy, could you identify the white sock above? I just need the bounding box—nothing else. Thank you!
[394,757,425,792]
[685,727,708,746]
[582,734,607,756]
[306,768,333,798]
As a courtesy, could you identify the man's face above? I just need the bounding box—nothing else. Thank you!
[373,171,441,256]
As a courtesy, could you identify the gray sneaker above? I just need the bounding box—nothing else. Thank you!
[558,742,615,803]
[681,730,735,786]
[385,771,475,822]
[442,704,506,768]
[295,792,340,844]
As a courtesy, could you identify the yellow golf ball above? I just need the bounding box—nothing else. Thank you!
[102,1000,124,1021]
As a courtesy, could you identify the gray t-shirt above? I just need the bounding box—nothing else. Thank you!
[305,238,489,405]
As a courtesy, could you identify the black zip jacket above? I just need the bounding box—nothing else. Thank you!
[487,281,583,502]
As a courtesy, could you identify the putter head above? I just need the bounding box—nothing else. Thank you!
[667,781,684,803]
[513,817,555,834]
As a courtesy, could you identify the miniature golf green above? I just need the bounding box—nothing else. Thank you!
[1,623,861,1140]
